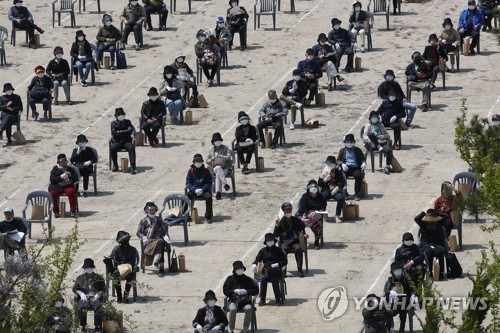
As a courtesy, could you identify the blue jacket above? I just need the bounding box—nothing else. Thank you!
[297,59,323,81]
[377,99,406,123]
[327,28,355,48]
[458,8,484,30]
[185,164,213,193]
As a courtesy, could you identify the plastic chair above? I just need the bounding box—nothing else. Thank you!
[277,236,308,273]
[52,0,77,28]
[254,265,287,301]
[254,0,277,30]
[22,191,54,238]
[140,237,171,273]
[55,166,80,213]
[105,254,138,302]
[108,126,137,170]
[78,0,101,13]
[360,126,386,173]
[25,91,52,121]
[366,0,390,31]
[10,21,29,47]
[196,57,221,85]
[448,48,460,72]
[139,115,167,147]
[277,0,295,13]
[170,0,192,14]
[223,295,258,332]
[72,148,98,196]
[0,26,8,66]
[211,150,237,196]
[231,137,260,173]
[260,116,286,146]
[363,14,374,51]
[158,194,191,246]
[405,79,432,108]
[453,171,480,226]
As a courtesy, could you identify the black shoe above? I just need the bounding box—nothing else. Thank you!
[55,213,61,218]
[216,192,222,200]
[160,25,167,31]
[242,166,250,174]
[258,298,266,306]
[304,99,312,106]
[314,239,320,250]
[146,26,153,31]
[270,143,277,149]
[276,299,283,306]
[116,297,123,304]
[123,292,129,303]
[54,100,59,105]
[223,184,231,191]
[6,140,12,146]
[328,83,333,91]
[70,211,76,217]
[383,166,391,174]
[345,67,353,73]
[83,191,88,198]
[112,165,119,172]
[469,50,476,55]
[32,111,39,120]
[130,168,137,175]
[159,270,165,277]
[298,270,304,278]
[44,111,48,119]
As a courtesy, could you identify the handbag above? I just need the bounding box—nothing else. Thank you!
[116,51,127,69]
[169,250,179,273]
[446,252,463,279]
[187,95,200,108]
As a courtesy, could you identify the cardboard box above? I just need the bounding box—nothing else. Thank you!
[433,260,440,281]
[59,202,66,218]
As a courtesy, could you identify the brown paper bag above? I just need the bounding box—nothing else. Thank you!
[355,57,362,71]
[391,282,404,294]
[457,183,470,198]
[59,202,66,218]
[256,262,264,278]
[450,210,461,227]
[432,260,440,281]
[299,233,306,251]
[121,158,129,173]
[343,203,359,220]
[117,263,132,278]
[258,157,265,172]
[360,181,368,198]
[34,33,40,47]
[398,118,408,130]
[306,118,319,128]
[191,207,199,224]
[185,110,193,125]
[390,156,403,173]
[103,55,110,69]
[12,131,27,145]
[178,254,186,272]
[103,319,121,333]
[135,132,143,146]
[198,94,209,108]
[448,235,459,252]
[31,205,45,220]
[316,92,325,106]
[363,20,370,33]
[264,133,272,148]
[169,205,182,217]
[463,37,471,56]
[439,58,446,71]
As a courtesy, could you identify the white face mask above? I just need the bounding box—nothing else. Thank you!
[285,212,292,218]
[194,162,203,168]
[393,268,403,278]
[84,268,94,274]
[78,142,87,148]
[266,241,275,247]
[445,25,451,30]
[37,73,45,78]
[15,3,22,7]
[240,119,249,125]
[309,187,318,193]
[199,36,206,42]
[430,40,437,45]
[166,74,173,79]
[469,5,476,10]
[345,143,354,149]
[235,269,244,276]
[218,23,225,28]
[214,141,222,147]
[78,36,84,41]
[231,2,237,7]
[5,218,14,222]
[147,213,156,218]
[207,300,216,307]
[55,301,63,308]
[269,98,277,103]
[385,75,394,81]
[370,117,379,123]
[307,55,314,61]
[404,240,414,246]
[389,96,397,102]
[150,95,159,101]
[355,7,361,12]
[117,115,125,121]
[492,121,500,126]
[5,90,13,96]
[105,21,112,27]
[176,57,184,63]
[55,54,63,59]
[293,75,301,81]
[130,1,138,5]
[334,24,341,30]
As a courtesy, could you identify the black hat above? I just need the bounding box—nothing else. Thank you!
[13,0,23,4]
[428,33,438,42]
[411,51,422,61]
[57,153,67,162]
[193,153,204,162]
[305,48,314,55]
[281,202,293,211]
[102,14,112,24]
[442,17,453,28]
[143,201,158,213]
[292,69,301,76]
[228,0,239,4]
[238,111,250,122]
[384,69,395,77]
[331,18,342,26]
[163,65,175,75]
[306,179,318,191]
[211,132,223,144]
[196,29,206,38]
[402,232,414,241]
[263,233,276,245]
[326,155,336,164]
[116,230,131,243]
[82,258,96,269]
[468,0,475,4]
[147,87,159,96]
[232,260,246,273]
[114,107,125,116]
[53,46,63,55]
[317,33,327,43]
[203,290,217,302]
[75,134,88,144]
[75,30,86,38]
[369,110,379,120]
[366,294,380,308]
[3,83,14,92]
[352,1,362,7]
[344,133,356,143]
[390,261,404,274]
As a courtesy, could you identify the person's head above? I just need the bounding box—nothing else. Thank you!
[317,33,327,45]
[116,230,131,246]
[411,51,423,65]
[129,0,139,6]
[365,294,380,309]
[102,14,113,26]
[390,261,404,280]
[331,18,342,30]
[174,52,185,64]
[369,111,380,124]
[491,114,500,126]
[147,87,160,102]
[53,46,64,59]
[13,0,23,7]
[75,134,88,148]
[388,89,397,102]
[203,290,217,307]
[75,30,86,42]
[3,207,14,222]
[216,16,225,28]
[325,155,336,166]
[163,65,175,80]
[306,179,319,197]
[143,201,158,218]
[57,153,68,168]
[402,232,414,246]
[193,153,204,168]
[281,202,293,218]
[428,33,438,46]
[384,69,395,82]
[353,1,362,11]
[196,29,207,42]
[305,48,315,61]
[267,90,277,102]
[264,233,276,247]
[211,132,223,147]
[344,133,356,148]
[114,107,126,121]
[468,0,476,10]
[232,260,246,276]
[3,83,15,96]
[440,181,453,199]
[35,66,45,78]
[292,69,301,81]
[53,296,65,308]
[82,258,96,275]
[442,17,453,30]
[238,111,250,126]
[422,209,444,228]
[229,0,239,7]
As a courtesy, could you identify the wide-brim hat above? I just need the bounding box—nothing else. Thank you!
[232,260,246,273]
[76,134,88,144]
[174,51,186,60]
[216,16,225,24]
[369,110,379,120]
[3,83,14,92]
[317,33,327,43]
[422,209,443,222]
[442,18,453,27]
[193,153,204,162]
[402,232,414,241]
[326,155,336,164]
[147,87,159,96]
[331,18,342,26]
[263,233,276,245]
[238,111,250,122]
[428,33,438,42]
[57,153,67,162]
[203,290,217,302]
[82,258,96,269]
[211,132,223,144]
[116,230,131,243]
[114,107,125,116]
[352,1,362,7]
[228,0,238,5]
[411,51,422,61]
[143,201,158,213]
[344,133,356,143]
[384,69,395,77]
[53,46,63,55]
[75,30,86,38]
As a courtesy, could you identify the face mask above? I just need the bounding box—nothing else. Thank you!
[85,268,94,274]
[469,5,476,10]
[235,269,244,276]
[218,23,225,28]
[194,162,203,168]
[285,212,292,218]
[334,24,341,30]
[150,95,159,101]
[307,55,314,61]
[55,301,63,308]
[5,90,13,96]
[207,300,216,307]
[370,117,379,123]
[78,142,87,148]
[414,59,422,65]
[78,36,84,41]
[385,75,394,81]
[492,121,500,126]
[345,143,354,149]
[55,54,63,59]
[320,41,326,45]
[231,2,237,7]
[15,3,22,7]
[309,187,318,193]
[105,21,112,26]
[430,40,437,45]
[266,241,275,247]
[6,218,14,222]
[147,213,156,218]
[37,73,45,78]
[166,74,173,79]
[445,25,451,30]
[199,36,206,42]
[355,7,361,11]
[214,141,222,147]
[176,57,184,63]
[389,96,396,102]
[269,98,277,103]
[393,268,403,278]
[293,75,301,81]
[117,115,125,121]
[404,240,414,246]
[240,119,249,125]
[130,1,138,5]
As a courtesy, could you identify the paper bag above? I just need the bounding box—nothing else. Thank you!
[135,133,143,146]
[103,319,121,333]
[191,207,199,224]
[12,131,27,145]
[117,263,132,278]
[59,202,66,218]
[398,118,408,130]
[31,205,45,220]
[355,57,362,71]
[343,202,359,220]
[457,183,470,198]
[178,254,186,272]
[185,110,193,125]
[103,55,110,69]
[448,235,459,252]
[256,262,264,278]
[34,33,40,47]
[306,118,320,128]
[450,210,461,227]
[439,58,446,71]
[463,37,471,56]
[169,205,182,217]
[316,92,325,106]
[121,158,129,173]
[198,94,209,108]
[264,133,272,148]
[390,156,403,173]
[363,20,370,32]
[299,233,306,251]
[360,181,368,198]
[258,157,265,172]
[432,260,440,281]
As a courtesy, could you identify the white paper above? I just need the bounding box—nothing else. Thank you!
[7,232,24,242]
[229,6,241,15]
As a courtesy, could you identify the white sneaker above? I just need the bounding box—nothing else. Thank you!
[295,102,302,109]
[361,46,365,53]
[289,123,295,130]
[378,146,384,152]
[335,215,342,223]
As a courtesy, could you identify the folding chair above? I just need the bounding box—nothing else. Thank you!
[70,57,96,86]
[260,116,286,146]
[254,0,277,30]
[158,194,191,246]
[22,191,54,238]
[52,0,77,28]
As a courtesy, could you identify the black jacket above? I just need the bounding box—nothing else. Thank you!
[296,192,327,216]
[377,99,406,123]
[317,168,346,193]
[349,10,368,26]
[377,81,407,100]
[394,244,425,267]
[70,147,98,169]
[27,75,54,91]
[383,275,413,299]
[110,243,139,267]
[234,124,258,147]
[140,99,166,121]
[405,62,431,82]
[185,164,213,193]
[111,119,134,143]
[0,217,28,234]
[414,212,447,247]
[192,305,228,330]
[362,301,396,333]
[46,58,71,81]
[48,165,79,191]
[70,40,93,64]
[337,146,365,168]
[423,45,448,64]
[273,216,305,247]
[0,94,23,120]
[281,79,307,100]
[223,274,259,303]
[253,246,288,270]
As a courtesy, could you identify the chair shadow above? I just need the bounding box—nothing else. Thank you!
[303,268,326,277]
[226,64,247,69]
[165,27,178,32]
[284,142,305,148]
[457,68,475,73]
[463,217,487,224]
[66,100,86,105]
[170,240,206,247]
[164,142,184,148]
[461,243,488,250]
[282,298,307,306]
[262,28,283,32]
[328,242,349,250]
[77,210,99,217]
[217,81,237,87]
[443,86,463,91]
[213,214,232,222]
[24,139,41,144]
[259,167,276,173]
[45,117,71,123]
[409,124,425,130]
[429,103,448,111]
[89,81,110,87]
[334,84,352,91]
[246,44,265,50]
[0,163,11,169]
[400,144,423,150]
[253,330,279,333]
[232,191,252,199]
[136,166,154,173]
[364,193,384,200]
[478,50,498,56]
[134,295,163,303]
[142,44,161,50]
[92,191,115,197]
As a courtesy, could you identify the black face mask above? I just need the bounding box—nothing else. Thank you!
[414,58,422,65]
[120,240,130,247]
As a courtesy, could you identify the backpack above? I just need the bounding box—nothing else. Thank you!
[446,252,463,279]
[187,95,199,108]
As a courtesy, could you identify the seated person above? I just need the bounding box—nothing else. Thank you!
[49,154,79,218]
[46,46,71,105]
[96,14,122,70]
[312,33,344,91]
[70,134,98,197]
[186,154,213,223]
[280,69,307,130]
[136,202,170,277]
[234,111,258,174]
[414,209,448,280]
[383,262,415,333]
[143,0,169,31]
[458,0,484,55]
[226,0,249,51]
[328,18,355,72]
[297,48,323,105]
[423,34,448,90]
[8,0,44,49]
[0,207,27,257]
[170,52,198,99]
[208,16,232,50]
[70,30,94,87]
[194,29,221,86]
[110,108,137,174]
[394,232,425,291]
[297,179,327,249]
[27,66,53,120]
[193,290,228,332]
[362,111,394,175]
[362,294,397,332]
[120,0,146,51]
[274,202,307,277]
[257,90,287,149]
[337,133,366,200]
[439,18,460,72]
[376,89,407,150]
[106,231,139,303]
[141,87,166,146]
[252,233,287,306]
[434,181,461,236]
[378,69,417,127]
[72,258,105,333]
[349,1,368,53]
[318,156,346,223]
[0,83,23,146]
[206,132,232,200]
[223,261,259,333]
[478,0,496,31]
[493,113,500,126]
[43,296,72,333]
[159,66,185,124]
[405,51,432,112]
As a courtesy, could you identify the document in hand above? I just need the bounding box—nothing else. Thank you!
[7,232,25,242]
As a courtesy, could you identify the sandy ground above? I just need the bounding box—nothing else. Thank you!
[1,0,500,332]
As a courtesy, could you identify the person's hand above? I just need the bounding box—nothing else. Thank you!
[66,171,72,178]
[324,175,331,182]
[212,325,221,332]
[292,82,298,89]
[195,188,203,196]
[389,290,398,303]
[390,116,397,123]
[331,186,340,196]
[404,261,413,270]
[410,294,418,305]
[289,88,295,94]
[77,291,87,302]
[306,73,315,79]
[93,293,100,301]
[378,135,386,140]
[239,289,247,295]
[304,233,309,239]
[361,162,366,171]
[245,138,253,144]
[275,217,281,225]
[335,43,341,49]
[60,172,69,180]
[16,19,21,23]
[416,72,426,79]
[142,236,149,245]
[195,324,203,332]
[271,263,279,269]
[459,28,464,33]
[84,161,92,166]
[252,264,257,273]
[341,163,348,172]
[441,39,447,44]
[474,25,478,30]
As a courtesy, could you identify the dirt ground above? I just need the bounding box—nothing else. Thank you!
[1,0,499,332]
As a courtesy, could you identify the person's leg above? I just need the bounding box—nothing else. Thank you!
[209,64,217,80]
[399,309,408,332]
[142,122,154,141]
[79,308,88,328]
[359,29,366,48]
[346,49,355,69]
[431,65,439,84]
[335,48,344,67]
[214,165,224,193]
[123,274,134,301]
[61,80,70,101]
[271,121,283,146]
[144,5,154,29]
[390,123,401,146]
[96,44,105,63]
[228,302,238,332]
[403,101,417,125]
[1,115,13,143]
[257,122,266,146]
[184,80,198,97]
[83,61,92,81]
[352,168,363,196]
[292,244,303,272]
[326,61,339,82]
[42,98,50,112]
[108,45,116,66]
[203,192,213,219]
[367,132,380,148]
[75,61,84,80]
[321,189,331,201]
[237,147,245,165]
[259,277,268,300]
[133,24,143,46]
[333,191,345,216]
[350,28,358,40]
[79,168,91,191]
[110,142,121,169]
[63,187,78,213]
[306,81,318,101]
[443,218,453,237]
[381,143,393,165]
[53,80,60,102]
[270,276,282,302]
[241,303,253,331]
[121,24,133,44]
[49,189,64,214]
[421,82,430,107]
[470,29,480,51]
[151,121,161,139]
[124,142,136,169]
[244,145,255,164]
[28,97,37,116]
[202,64,211,81]
[94,309,102,329]
[393,0,398,14]
[160,6,169,28]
